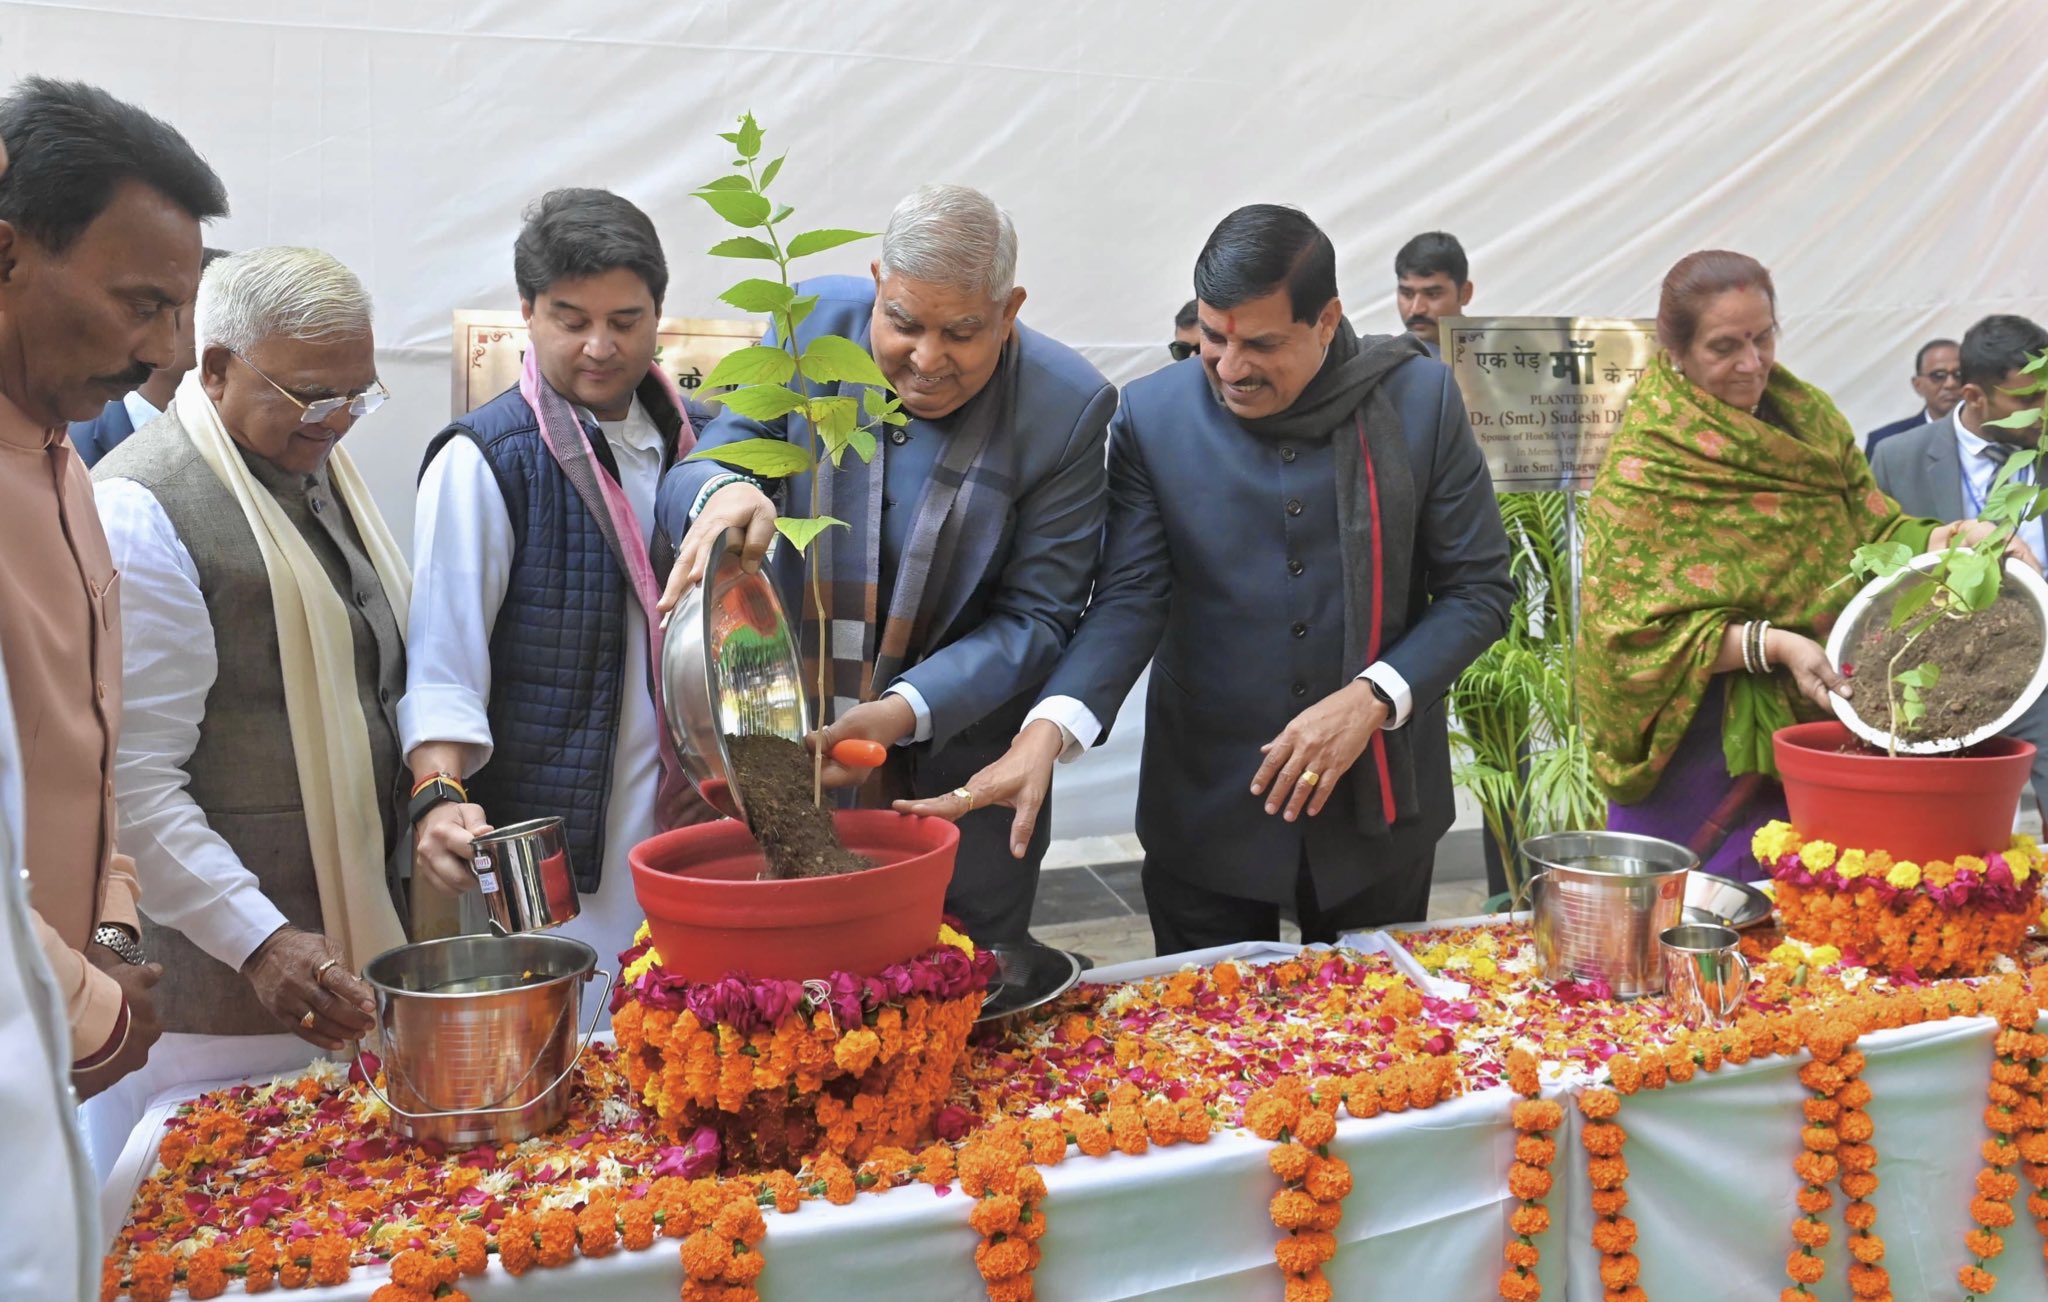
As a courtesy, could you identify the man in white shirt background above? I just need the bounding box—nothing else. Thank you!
[1870,312,2048,816]
[403,189,707,972]
[68,246,226,467]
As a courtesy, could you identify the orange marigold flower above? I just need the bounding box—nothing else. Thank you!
[1803,1097,1840,1125]
[1302,1155,1352,1204]
[620,1202,657,1254]
[1503,1240,1540,1269]
[1071,1113,1112,1159]
[1294,1108,1337,1149]
[1586,1156,1629,1191]
[1271,1188,1319,1231]
[1839,1078,1873,1110]
[1794,1152,1839,1186]
[309,1236,352,1288]
[1837,1110,1875,1143]
[185,1245,229,1299]
[243,1236,279,1293]
[1509,1162,1553,1202]
[1269,1142,1311,1183]
[1967,1228,2006,1260]
[498,1213,538,1276]
[1245,1091,1298,1142]
[1510,1203,1551,1237]
[971,1194,1024,1237]
[1178,1098,1214,1145]
[722,1245,766,1286]
[1578,1089,1620,1122]
[1841,1171,1880,1201]
[128,1253,176,1302]
[679,1229,729,1282]
[1845,1262,1890,1297]
[1796,1185,1834,1215]
[578,1199,619,1258]
[1512,1100,1564,1134]
[1597,1251,1640,1288]
[1607,1057,1643,1096]
[1581,1123,1625,1158]
[1980,1169,2023,1201]
[987,1278,1035,1302]
[1590,1189,1630,1217]
[1277,1233,1335,1275]
[1973,1195,2017,1229]
[714,1198,766,1247]
[1849,1231,1887,1265]
[535,1208,578,1268]
[1836,1142,1877,1174]
[1785,1249,1825,1284]
[278,1255,309,1289]
[1842,1199,1876,1229]
[1591,1217,1638,1255]
[1800,1125,1839,1153]
[1515,1135,1556,1167]
[1498,1268,1543,1301]
[1959,1265,1998,1294]
[1282,1271,1333,1302]
[974,1236,1035,1282]
[388,1250,438,1290]
[1791,1216,1831,1248]
[1507,1048,1540,1098]
[1108,1106,1149,1156]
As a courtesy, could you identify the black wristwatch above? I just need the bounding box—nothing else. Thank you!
[1363,677,1396,713]
[408,775,469,827]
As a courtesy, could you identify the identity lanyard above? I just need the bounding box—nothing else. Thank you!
[1963,451,2030,520]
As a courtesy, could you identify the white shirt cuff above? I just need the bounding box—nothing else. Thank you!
[1358,661,1413,728]
[206,891,294,972]
[1023,695,1102,762]
[397,684,496,771]
[882,682,933,744]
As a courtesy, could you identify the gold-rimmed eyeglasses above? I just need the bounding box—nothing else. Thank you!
[231,351,389,425]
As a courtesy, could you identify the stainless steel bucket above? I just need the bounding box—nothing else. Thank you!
[471,816,579,935]
[356,934,613,1147]
[1524,831,1694,998]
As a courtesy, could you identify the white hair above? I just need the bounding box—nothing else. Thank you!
[877,184,1018,303]
[195,246,372,355]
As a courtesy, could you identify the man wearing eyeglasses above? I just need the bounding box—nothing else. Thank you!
[1864,338,1962,457]
[92,246,405,1055]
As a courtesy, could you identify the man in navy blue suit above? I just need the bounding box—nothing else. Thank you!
[904,205,1514,952]
[1863,336,1961,459]
[68,245,225,466]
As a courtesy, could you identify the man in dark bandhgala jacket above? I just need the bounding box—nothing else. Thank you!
[906,205,1514,953]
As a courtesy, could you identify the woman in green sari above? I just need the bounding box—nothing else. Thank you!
[1580,250,1967,879]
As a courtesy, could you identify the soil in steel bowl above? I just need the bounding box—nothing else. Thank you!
[1842,580,2045,744]
[726,734,872,880]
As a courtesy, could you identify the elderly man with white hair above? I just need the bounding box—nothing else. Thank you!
[656,184,1115,943]
[93,245,407,1053]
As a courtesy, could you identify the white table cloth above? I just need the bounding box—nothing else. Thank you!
[97,941,2047,1301]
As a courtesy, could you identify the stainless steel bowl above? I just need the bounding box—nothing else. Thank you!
[1682,871,1773,930]
[660,527,810,823]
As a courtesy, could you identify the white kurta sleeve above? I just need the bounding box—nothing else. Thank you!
[398,437,517,775]
[97,477,289,970]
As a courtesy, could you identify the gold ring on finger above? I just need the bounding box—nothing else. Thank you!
[314,958,339,982]
[300,1010,317,1030]
[952,786,976,812]
[1300,770,1321,789]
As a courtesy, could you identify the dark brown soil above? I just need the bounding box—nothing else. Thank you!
[726,734,871,880]
[1843,580,2045,744]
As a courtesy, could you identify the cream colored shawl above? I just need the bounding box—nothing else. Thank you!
[172,371,409,969]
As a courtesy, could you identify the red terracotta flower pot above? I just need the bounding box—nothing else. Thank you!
[629,810,959,982]
[1772,721,2035,863]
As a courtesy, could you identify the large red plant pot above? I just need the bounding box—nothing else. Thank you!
[1772,721,2035,863]
[629,809,959,982]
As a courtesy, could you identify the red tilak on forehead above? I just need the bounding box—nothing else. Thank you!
[1225,313,1237,334]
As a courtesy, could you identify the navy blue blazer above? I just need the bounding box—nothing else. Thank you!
[68,398,136,467]
[656,275,1115,753]
[1041,355,1514,906]
[1863,410,1929,458]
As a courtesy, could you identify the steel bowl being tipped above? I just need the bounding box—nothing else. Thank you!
[661,527,810,824]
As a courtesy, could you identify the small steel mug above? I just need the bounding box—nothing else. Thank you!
[1658,923,1753,1028]
[470,817,580,935]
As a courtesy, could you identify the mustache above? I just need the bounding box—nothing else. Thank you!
[1405,315,1434,328]
[96,362,154,390]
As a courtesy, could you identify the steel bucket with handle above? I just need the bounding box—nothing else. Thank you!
[355,934,612,1147]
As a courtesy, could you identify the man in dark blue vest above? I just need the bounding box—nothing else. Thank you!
[657,185,1114,943]
[400,189,709,965]
[904,205,1514,953]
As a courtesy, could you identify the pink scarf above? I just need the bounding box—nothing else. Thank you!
[520,347,700,831]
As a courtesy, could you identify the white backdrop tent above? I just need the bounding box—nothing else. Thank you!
[4,0,2045,841]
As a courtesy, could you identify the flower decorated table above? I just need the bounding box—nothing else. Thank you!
[99,926,2048,1302]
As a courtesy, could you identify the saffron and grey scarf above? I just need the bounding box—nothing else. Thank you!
[805,331,1023,724]
[1235,320,1425,836]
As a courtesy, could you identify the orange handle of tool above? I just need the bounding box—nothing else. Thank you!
[831,738,889,769]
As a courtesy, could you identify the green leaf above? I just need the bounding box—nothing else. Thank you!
[696,189,773,229]
[759,154,785,190]
[798,334,889,387]
[774,515,845,552]
[724,112,764,161]
[714,384,808,421]
[1986,479,2042,524]
[1850,540,1913,579]
[808,395,862,450]
[845,426,877,463]
[861,386,900,424]
[1889,575,1938,628]
[772,204,794,225]
[1946,548,2002,611]
[701,346,797,390]
[2020,349,2047,374]
[697,175,754,193]
[709,236,779,261]
[719,279,797,314]
[686,436,813,478]
[1985,408,2044,432]
[786,294,820,331]
[786,228,876,259]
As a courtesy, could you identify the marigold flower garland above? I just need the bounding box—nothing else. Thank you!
[1578,1088,1641,1302]
[1248,1079,1352,1302]
[1783,1016,1888,1301]
[1753,822,2041,976]
[612,925,994,1168]
[1959,989,2047,1300]
[2011,977,2048,1283]
[1500,1049,1561,1302]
